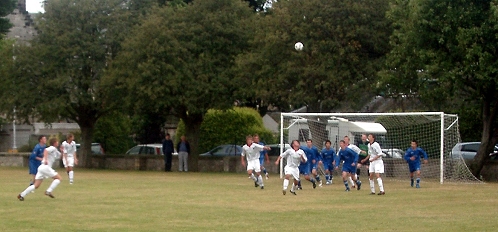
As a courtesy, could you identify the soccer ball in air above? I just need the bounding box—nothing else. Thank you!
[294,42,304,51]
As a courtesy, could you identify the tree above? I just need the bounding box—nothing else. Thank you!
[0,0,15,39]
[107,0,257,171]
[1,0,140,167]
[235,0,393,112]
[383,0,498,177]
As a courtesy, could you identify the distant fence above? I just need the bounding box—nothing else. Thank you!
[1,153,497,181]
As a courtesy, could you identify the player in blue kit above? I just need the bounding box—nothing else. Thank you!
[320,140,336,185]
[404,140,428,188]
[29,135,47,187]
[297,139,318,189]
[334,140,360,191]
[253,135,270,179]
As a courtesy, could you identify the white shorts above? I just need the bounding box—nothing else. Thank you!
[369,160,384,174]
[63,156,75,167]
[35,165,58,180]
[284,166,300,180]
[247,159,261,172]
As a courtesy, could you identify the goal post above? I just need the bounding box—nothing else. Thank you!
[279,112,481,184]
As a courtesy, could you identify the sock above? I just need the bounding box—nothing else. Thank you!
[356,169,361,180]
[310,178,316,183]
[250,173,257,182]
[21,185,36,197]
[263,168,267,175]
[258,175,264,186]
[29,181,34,186]
[298,180,301,187]
[291,183,296,192]
[369,179,375,193]
[377,178,384,192]
[325,174,330,182]
[283,179,289,190]
[69,171,74,182]
[344,180,349,189]
[416,178,420,184]
[316,175,321,182]
[47,179,61,193]
[411,178,414,186]
[349,176,355,186]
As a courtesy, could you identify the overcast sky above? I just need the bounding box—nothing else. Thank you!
[26,0,45,13]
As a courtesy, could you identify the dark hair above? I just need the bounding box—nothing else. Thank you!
[411,139,418,145]
[369,134,376,139]
[339,140,346,144]
[165,133,170,137]
[306,139,312,142]
[325,140,331,145]
[38,135,45,142]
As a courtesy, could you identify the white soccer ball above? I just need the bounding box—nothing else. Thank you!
[294,42,304,51]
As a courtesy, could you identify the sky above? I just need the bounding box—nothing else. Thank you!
[26,0,45,13]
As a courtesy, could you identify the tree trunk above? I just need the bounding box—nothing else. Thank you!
[182,113,203,172]
[470,97,498,178]
[78,121,96,168]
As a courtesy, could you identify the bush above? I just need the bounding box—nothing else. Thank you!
[176,107,277,152]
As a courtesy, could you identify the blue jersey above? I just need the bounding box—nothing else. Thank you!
[300,145,320,163]
[336,147,359,171]
[29,143,46,174]
[258,142,267,161]
[321,147,336,162]
[404,147,428,165]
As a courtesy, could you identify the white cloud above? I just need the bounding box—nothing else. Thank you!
[26,0,45,13]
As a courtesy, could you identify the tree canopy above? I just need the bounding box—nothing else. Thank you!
[0,0,15,39]
[383,0,498,176]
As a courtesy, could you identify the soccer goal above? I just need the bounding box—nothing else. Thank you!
[279,112,481,184]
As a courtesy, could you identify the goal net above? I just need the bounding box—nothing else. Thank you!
[279,112,481,184]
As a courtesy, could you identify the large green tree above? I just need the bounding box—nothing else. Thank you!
[1,0,140,167]
[107,0,257,170]
[383,0,498,177]
[236,0,393,112]
[0,0,15,39]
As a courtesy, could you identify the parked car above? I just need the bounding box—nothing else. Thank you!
[381,148,403,159]
[76,143,105,155]
[266,144,291,156]
[126,144,161,155]
[451,142,498,160]
[199,144,243,157]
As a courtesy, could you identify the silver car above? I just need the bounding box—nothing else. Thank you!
[451,142,498,160]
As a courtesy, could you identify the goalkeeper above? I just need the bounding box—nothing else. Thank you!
[404,140,428,188]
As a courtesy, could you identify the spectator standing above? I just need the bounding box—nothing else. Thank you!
[177,135,190,172]
[162,134,174,172]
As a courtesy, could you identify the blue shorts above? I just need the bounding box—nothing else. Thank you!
[342,164,357,174]
[29,163,39,175]
[299,163,311,176]
[322,160,334,172]
[311,162,318,170]
[409,163,421,173]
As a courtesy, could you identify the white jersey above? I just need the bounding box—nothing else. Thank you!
[241,143,266,161]
[62,141,77,157]
[280,148,307,168]
[368,142,383,161]
[43,146,61,167]
[348,144,362,155]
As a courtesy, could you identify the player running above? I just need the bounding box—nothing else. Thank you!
[253,134,270,179]
[343,136,361,189]
[241,135,271,189]
[61,133,78,184]
[367,134,386,195]
[28,135,46,188]
[297,139,319,189]
[404,140,429,188]
[18,138,62,201]
[275,140,307,195]
[320,140,336,185]
[335,140,360,191]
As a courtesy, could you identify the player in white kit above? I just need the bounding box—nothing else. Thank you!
[61,133,78,184]
[275,140,307,195]
[18,138,62,201]
[367,134,386,195]
[241,135,271,189]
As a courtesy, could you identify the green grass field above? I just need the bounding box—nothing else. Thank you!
[1,167,497,231]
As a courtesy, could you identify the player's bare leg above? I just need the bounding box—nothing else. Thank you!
[415,170,421,188]
[247,170,258,187]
